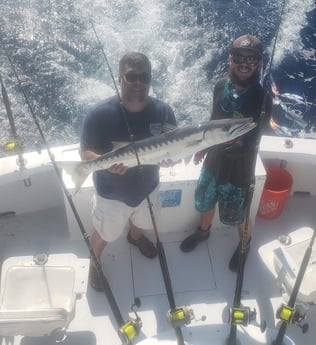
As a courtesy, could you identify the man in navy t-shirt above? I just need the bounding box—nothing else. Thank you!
[80,52,176,291]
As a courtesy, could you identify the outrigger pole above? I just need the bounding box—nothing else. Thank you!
[271,229,315,345]
[5,54,141,345]
[225,0,287,344]
[0,73,31,187]
[89,19,193,345]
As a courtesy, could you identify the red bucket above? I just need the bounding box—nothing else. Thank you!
[258,165,293,219]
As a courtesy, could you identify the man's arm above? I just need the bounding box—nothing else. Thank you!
[80,148,100,161]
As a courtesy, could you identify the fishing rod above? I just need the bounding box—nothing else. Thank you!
[0,73,31,187]
[225,89,270,343]
[89,19,193,345]
[5,54,141,345]
[225,1,287,344]
[271,229,315,345]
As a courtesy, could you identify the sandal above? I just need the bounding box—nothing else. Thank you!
[127,232,157,259]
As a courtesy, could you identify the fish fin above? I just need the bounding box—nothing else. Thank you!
[55,160,79,176]
[183,155,193,165]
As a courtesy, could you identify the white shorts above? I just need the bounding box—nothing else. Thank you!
[91,185,161,242]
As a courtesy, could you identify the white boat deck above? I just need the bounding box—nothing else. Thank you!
[1,135,316,344]
[0,192,316,345]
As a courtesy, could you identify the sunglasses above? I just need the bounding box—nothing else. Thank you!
[123,72,151,84]
[232,53,260,65]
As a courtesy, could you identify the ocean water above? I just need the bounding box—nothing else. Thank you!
[0,0,315,155]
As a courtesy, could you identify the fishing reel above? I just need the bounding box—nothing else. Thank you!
[225,306,266,332]
[4,141,18,152]
[276,303,308,333]
[118,298,143,343]
[167,306,194,328]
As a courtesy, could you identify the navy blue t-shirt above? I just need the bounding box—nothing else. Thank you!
[80,96,176,207]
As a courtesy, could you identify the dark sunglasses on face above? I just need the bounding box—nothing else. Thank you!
[232,53,260,65]
[124,72,151,84]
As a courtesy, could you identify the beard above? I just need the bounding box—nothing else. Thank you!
[125,93,146,103]
[229,68,260,88]
[122,87,149,104]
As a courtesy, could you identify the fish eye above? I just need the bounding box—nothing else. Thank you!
[222,125,231,132]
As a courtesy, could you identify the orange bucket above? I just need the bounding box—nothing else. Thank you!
[258,165,293,219]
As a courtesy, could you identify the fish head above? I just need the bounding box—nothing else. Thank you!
[203,118,257,146]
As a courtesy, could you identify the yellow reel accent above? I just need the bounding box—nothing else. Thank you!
[4,141,18,151]
[122,321,137,340]
[277,304,295,323]
[233,309,246,324]
[118,319,142,343]
[167,306,193,328]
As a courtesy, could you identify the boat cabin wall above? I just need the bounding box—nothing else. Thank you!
[0,146,76,216]
[3,135,315,239]
[0,166,64,216]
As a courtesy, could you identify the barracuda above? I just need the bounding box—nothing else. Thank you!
[62,117,256,193]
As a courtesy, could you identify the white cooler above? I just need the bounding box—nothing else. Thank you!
[259,227,316,304]
[0,253,89,336]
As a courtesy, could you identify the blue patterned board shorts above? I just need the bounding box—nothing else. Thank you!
[195,168,246,226]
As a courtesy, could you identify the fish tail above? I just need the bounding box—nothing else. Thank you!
[58,161,90,194]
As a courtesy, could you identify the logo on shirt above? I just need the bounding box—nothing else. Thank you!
[150,123,162,136]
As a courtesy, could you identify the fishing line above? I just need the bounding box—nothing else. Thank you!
[263,0,287,80]
[226,0,287,344]
[89,18,192,345]
[5,53,140,345]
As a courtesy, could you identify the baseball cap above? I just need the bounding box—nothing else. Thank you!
[230,35,262,57]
